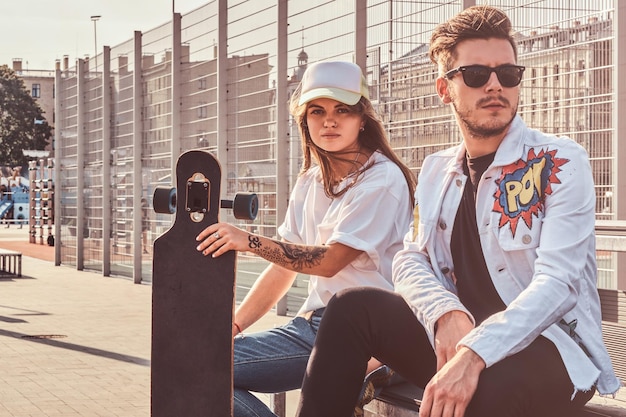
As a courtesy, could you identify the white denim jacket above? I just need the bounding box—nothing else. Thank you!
[393,116,620,396]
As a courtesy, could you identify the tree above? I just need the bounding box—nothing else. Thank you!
[0,65,52,167]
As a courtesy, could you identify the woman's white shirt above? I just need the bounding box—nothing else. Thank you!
[278,151,413,315]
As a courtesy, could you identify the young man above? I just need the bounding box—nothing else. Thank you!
[295,6,620,417]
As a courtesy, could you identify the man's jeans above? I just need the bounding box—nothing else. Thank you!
[233,312,323,417]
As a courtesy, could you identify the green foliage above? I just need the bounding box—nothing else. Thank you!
[0,65,52,166]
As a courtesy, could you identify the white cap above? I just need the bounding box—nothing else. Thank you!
[298,61,369,106]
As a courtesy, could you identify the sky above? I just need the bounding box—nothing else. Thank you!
[0,0,210,70]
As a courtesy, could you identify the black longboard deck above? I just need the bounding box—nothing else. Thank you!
[152,150,235,416]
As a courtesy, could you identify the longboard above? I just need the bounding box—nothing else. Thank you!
[151,150,257,416]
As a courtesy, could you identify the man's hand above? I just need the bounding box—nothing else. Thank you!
[419,347,485,417]
[433,310,473,371]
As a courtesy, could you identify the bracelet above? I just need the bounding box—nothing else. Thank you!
[233,322,244,338]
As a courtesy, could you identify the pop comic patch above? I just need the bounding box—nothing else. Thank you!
[493,148,569,237]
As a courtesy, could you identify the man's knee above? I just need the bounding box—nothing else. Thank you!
[327,287,391,321]
[465,372,526,417]
[465,360,570,417]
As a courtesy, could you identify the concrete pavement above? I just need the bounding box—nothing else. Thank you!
[0,227,296,417]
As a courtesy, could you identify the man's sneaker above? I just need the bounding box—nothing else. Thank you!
[354,365,396,417]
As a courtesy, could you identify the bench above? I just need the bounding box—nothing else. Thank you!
[364,382,626,417]
[0,248,22,277]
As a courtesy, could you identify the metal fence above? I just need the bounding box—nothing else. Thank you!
[54,0,623,312]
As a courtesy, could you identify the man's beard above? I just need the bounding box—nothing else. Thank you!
[451,95,517,139]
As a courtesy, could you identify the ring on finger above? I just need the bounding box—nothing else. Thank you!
[212,232,220,239]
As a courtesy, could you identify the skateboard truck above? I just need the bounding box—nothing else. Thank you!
[153,173,259,222]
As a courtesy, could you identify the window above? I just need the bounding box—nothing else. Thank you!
[197,104,207,119]
[32,83,41,98]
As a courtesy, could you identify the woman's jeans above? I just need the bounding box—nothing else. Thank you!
[233,310,323,417]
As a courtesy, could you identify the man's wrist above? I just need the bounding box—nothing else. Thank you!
[434,310,472,333]
[457,346,486,371]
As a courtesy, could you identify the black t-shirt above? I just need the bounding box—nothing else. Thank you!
[450,152,506,325]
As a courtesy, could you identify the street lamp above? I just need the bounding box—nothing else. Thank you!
[90,15,101,70]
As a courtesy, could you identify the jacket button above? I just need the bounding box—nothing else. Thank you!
[439,221,447,230]
[522,234,532,244]
[441,267,450,274]
[456,179,462,187]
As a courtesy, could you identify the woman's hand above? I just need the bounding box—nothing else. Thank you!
[196,222,253,257]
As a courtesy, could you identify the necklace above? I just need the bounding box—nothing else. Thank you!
[331,147,366,191]
[348,146,362,171]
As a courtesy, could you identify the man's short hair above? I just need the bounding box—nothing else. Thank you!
[429,5,518,74]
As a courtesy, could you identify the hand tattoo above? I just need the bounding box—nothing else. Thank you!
[248,235,262,249]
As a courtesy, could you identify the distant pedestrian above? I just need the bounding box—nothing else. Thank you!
[141,197,149,254]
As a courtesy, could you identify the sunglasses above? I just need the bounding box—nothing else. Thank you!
[445,65,525,88]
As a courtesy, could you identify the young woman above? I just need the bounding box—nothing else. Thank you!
[196,60,416,417]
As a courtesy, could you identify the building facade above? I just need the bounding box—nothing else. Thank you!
[11,59,56,125]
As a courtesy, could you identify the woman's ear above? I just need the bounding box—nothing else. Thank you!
[436,77,451,104]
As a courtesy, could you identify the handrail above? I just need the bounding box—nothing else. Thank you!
[595,221,626,253]
[596,220,626,237]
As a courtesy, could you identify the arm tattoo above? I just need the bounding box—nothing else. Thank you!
[255,240,327,271]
